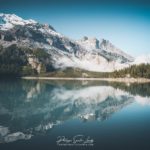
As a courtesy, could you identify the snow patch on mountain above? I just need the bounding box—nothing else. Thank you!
[77,37,134,62]
[0,13,37,30]
[133,54,150,65]
[77,36,100,50]
[53,53,130,72]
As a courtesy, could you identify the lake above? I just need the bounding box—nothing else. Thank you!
[0,79,150,150]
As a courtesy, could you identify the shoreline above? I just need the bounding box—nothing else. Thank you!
[21,77,150,83]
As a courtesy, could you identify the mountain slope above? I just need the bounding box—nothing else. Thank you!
[0,13,134,74]
[133,54,150,65]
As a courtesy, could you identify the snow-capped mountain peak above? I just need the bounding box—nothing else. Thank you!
[77,36,134,63]
[0,13,37,30]
[100,39,134,61]
[77,36,100,50]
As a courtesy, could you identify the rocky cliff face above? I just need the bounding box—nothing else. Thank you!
[0,13,134,73]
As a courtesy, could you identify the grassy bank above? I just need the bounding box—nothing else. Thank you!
[22,76,150,83]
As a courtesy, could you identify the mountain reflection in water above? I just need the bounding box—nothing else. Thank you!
[0,80,150,144]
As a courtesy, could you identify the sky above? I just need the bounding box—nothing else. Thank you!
[0,0,150,57]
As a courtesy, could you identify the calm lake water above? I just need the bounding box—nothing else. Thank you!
[0,79,150,150]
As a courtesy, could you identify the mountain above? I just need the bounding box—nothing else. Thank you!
[0,13,135,75]
[133,54,150,65]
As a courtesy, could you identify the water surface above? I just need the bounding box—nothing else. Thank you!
[0,79,150,150]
